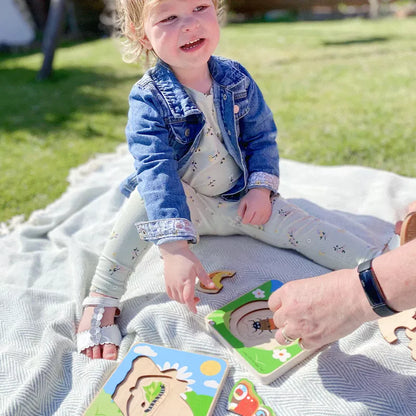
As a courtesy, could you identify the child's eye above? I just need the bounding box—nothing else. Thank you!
[194,5,208,12]
[160,15,177,23]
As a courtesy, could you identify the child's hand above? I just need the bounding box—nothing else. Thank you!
[238,188,272,225]
[159,240,215,313]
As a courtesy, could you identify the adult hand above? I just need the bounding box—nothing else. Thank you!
[237,188,272,225]
[268,269,373,350]
[159,240,214,313]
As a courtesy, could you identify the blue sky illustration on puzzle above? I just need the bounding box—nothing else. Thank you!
[104,343,228,398]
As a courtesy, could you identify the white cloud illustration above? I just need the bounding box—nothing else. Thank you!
[134,345,157,357]
[204,380,220,389]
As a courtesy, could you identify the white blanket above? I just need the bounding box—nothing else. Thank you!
[1,144,416,416]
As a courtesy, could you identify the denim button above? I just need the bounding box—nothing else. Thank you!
[184,128,190,137]
[223,94,227,100]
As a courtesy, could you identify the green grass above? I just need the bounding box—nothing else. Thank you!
[1,17,415,224]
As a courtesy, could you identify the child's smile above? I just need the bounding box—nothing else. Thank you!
[180,38,206,52]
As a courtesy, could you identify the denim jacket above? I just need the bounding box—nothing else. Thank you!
[120,56,280,245]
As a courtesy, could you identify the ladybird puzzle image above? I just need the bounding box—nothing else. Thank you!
[228,378,275,416]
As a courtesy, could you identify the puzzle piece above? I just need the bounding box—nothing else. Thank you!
[378,308,416,343]
[400,211,416,245]
[196,270,236,294]
[405,328,416,360]
[228,378,276,416]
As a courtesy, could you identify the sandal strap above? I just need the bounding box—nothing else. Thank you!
[82,296,120,309]
[77,324,122,353]
[77,297,123,353]
[77,299,122,353]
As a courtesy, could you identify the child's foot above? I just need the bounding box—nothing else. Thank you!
[77,293,121,360]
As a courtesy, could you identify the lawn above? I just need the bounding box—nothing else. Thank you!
[1,17,415,224]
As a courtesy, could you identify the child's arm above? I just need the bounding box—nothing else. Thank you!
[237,188,272,225]
[159,240,215,313]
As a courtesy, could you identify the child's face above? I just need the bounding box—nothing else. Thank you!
[141,0,220,77]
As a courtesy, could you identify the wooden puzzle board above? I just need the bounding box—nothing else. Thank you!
[84,343,228,416]
[206,280,315,384]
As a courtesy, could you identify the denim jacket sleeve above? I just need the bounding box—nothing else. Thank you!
[126,85,197,245]
[234,61,280,194]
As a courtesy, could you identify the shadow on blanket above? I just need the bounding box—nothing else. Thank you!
[318,343,416,412]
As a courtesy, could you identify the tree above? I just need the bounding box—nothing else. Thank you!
[37,0,66,80]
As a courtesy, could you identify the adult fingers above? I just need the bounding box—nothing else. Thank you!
[268,290,282,312]
[298,338,312,350]
[275,326,298,347]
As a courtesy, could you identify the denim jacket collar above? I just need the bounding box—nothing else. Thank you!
[151,56,246,119]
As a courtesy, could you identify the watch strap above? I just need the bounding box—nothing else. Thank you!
[357,259,398,317]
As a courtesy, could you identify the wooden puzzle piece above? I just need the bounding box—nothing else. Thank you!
[405,328,416,361]
[112,356,192,416]
[196,270,236,294]
[400,211,416,245]
[228,378,276,416]
[228,301,277,349]
[378,308,416,343]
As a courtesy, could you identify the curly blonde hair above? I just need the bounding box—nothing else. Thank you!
[114,0,226,64]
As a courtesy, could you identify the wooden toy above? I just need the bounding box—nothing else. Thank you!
[206,280,315,384]
[228,378,276,416]
[378,308,416,360]
[405,328,416,360]
[378,308,416,343]
[400,211,416,245]
[196,270,236,294]
[84,343,228,416]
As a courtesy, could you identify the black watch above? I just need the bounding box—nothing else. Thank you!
[357,259,398,317]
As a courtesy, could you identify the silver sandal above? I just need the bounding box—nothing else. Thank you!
[77,296,122,353]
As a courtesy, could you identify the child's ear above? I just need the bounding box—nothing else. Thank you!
[139,36,152,50]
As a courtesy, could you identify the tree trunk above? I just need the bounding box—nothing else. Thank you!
[37,0,66,80]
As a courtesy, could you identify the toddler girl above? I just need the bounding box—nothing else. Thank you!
[77,0,385,360]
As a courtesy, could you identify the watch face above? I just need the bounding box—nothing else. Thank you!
[358,262,397,317]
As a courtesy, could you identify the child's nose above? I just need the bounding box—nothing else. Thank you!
[182,16,200,32]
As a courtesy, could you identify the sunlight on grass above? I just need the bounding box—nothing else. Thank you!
[1,17,415,223]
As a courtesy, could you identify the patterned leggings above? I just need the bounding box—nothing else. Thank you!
[89,182,381,299]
